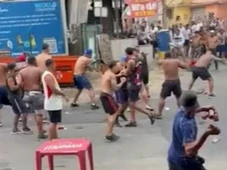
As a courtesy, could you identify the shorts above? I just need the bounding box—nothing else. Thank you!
[23,91,44,114]
[0,86,11,106]
[100,92,118,115]
[217,44,225,53]
[115,89,128,104]
[160,79,182,99]
[9,95,29,115]
[191,67,211,81]
[128,86,141,102]
[48,110,62,123]
[73,75,92,90]
[184,40,190,46]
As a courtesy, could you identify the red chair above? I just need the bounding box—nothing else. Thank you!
[35,138,94,170]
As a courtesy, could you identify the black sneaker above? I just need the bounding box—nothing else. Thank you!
[0,121,2,127]
[11,128,22,135]
[71,103,79,107]
[155,115,163,120]
[91,104,99,110]
[38,134,48,140]
[148,115,155,125]
[22,127,33,135]
[105,134,120,141]
[119,114,128,121]
[125,122,137,127]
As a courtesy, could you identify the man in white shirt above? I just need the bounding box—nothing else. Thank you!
[41,59,68,140]
[183,24,191,56]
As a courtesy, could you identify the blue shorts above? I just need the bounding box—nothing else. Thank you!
[73,75,92,90]
[115,90,128,104]
[0,86,11,107]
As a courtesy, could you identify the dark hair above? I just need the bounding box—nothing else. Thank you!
[108,60,118,69]
[45,59,54,67]
[42,43,49,50]
[27,57,36,65]
[7,63,16,70]
[165,52,172,59]
[181,91,198,108]
[125,47,134,55]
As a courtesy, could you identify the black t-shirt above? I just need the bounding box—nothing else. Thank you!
[116,72,127,90]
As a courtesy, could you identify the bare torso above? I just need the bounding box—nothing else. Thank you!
[36,53,52,71]
[0,64,7,86]
[20,66,42,91]
[195,54,213,67]
[101,70,115,95]
[161,59,181,80]
[74,56,90,75]
[207,36,219,49]
[192,35,201,47]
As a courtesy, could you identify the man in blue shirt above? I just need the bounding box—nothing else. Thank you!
[168,91,220,170]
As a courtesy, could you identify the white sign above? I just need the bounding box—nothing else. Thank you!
[94,7,108,17]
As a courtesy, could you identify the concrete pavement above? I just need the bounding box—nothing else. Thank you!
[0,65,227,170]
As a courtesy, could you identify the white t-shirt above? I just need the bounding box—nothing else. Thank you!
[183,29,191,40]
[42,71,63,111]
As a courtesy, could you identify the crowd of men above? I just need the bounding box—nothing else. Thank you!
[0,20,224,169]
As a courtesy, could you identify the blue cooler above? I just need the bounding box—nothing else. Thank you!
[157,29,170,52]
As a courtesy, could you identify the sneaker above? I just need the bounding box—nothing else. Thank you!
[38,134,48,140]
[71,103,79,107]
[148,115,155,125]
[11,128,22,135]
[0,121,2,127]
[125,122,137,127]
[91,104,99,110]
[115,122,123,128]
[105,134,120,141]
[155,115,163,120]
[22,127,33,135]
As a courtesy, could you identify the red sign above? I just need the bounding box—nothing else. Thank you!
[125,1,158,18]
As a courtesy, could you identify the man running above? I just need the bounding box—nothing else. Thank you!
[100,61,126,141]
[41,59,67,140]
[71,49,99,110]
[0,62,11,127]
[188,49,225,96]
[6,63,30,134]
[157,52,187,119]
[124,47,155,127]
[19,57,47,139]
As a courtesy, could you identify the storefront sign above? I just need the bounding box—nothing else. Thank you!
[0,0,66,56]
[125,0,157,4]
[126,1,158,18]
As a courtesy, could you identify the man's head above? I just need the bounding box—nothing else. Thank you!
[7,63,16,73]
[125,47,134,57]
[16,54,26,63]
[108,60,120,74]
[164,52,172,59]
[181,91,200,115]
[133,47,140,57]
[42,43,49,54]
[210,30,216,37]
[45,59,55,71]
[84,49,93,58]
[27,57,37,66]
[175,29,180,35]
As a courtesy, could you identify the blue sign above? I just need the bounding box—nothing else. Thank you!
[0,0,66,56]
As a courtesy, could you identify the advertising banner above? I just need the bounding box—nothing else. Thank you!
[124,0,159,18]
[0,0,66,56]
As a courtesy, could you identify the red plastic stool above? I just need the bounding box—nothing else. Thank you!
[35,138,94,170]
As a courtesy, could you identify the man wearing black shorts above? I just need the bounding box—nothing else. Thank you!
[100,61,126,141]
[6,63,31,134]
[188,49,225,96]
[41,59,68,140]
[157,52,187,119]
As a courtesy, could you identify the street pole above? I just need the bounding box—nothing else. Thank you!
[114,0,120,38]
[162,0,166,28]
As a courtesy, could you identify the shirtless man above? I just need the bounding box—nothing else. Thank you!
[19,57,47,139]
[100,60,126,141]
[36,43,52,121]
[188,49,225,96]
[0,63,11,126]
[190,31,202,61]
[207,30,221,70]
[124,47,155,127]
[157,52,187,119]
[36,43,52,71]
[71,49,99,110]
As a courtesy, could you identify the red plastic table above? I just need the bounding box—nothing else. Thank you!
[35,138,94,170]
